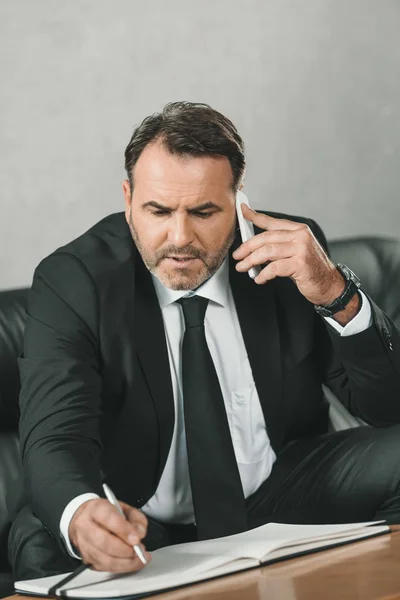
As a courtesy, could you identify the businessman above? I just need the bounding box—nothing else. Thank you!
[9,101,400,580]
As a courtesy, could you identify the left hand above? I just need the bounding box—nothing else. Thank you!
[233,204,346,307]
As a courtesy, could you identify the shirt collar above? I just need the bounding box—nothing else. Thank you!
[151,256,230,308]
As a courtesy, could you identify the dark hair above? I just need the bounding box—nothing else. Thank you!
[124,101,245,192]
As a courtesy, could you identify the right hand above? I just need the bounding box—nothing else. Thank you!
[69,498,151,572]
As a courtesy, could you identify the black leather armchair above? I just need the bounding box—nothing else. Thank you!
[0,289,27,597]
[0,236,400,596]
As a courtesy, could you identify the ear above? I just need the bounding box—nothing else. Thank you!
[122,180,131,223]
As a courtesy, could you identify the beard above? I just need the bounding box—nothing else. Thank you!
[128,211,236,290]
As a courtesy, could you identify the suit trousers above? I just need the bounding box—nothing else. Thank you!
[9,424,400,582]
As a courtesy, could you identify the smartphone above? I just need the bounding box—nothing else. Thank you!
[235,190,261,279]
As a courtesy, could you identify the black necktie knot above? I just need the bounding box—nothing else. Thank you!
[178,296,209,329]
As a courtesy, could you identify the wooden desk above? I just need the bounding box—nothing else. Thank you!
[6,530,400,600]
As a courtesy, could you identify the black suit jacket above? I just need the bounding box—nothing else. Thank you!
[18,211,400,544]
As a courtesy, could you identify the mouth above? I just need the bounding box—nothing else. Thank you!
[165,256,199,268]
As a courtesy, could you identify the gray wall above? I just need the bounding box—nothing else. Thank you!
[1,0,400,289]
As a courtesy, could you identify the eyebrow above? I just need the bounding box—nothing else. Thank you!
[141,201,223,213]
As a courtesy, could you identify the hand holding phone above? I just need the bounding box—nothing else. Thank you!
[235,190,261,280]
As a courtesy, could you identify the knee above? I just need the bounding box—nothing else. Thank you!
[376,424,400,452]
[365,424,400,479]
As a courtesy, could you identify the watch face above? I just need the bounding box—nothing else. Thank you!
[350,271,361,288]
[337,264,361,288]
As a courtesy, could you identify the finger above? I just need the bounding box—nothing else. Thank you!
[84,541,149,573]
[91,500,142,546]
[254,258,296,285]
[236,241,295,273]
[83,520,138,559]
[241,204,308,232]
[233,229,296,260]
[120,502,148,538]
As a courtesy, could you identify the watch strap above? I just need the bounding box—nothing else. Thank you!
[314,264,361,317]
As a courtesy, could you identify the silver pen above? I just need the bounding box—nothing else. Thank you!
[102,483,147,565]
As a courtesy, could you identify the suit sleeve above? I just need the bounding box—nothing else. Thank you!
[18,252,104,543]
[309,218,400,426]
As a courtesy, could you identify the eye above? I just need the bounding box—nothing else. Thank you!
[151,210,170,216]
[150,209,213,218]
[194,212,213,219]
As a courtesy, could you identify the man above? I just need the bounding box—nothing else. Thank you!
[9,101,400,580]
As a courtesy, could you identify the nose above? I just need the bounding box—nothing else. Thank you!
[168,213,195,248]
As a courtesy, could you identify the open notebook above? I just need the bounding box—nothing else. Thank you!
[15,521,389,599]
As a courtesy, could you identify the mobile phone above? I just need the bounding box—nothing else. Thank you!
[235,190,261,279]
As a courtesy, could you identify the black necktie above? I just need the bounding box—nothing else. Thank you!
[177,295,248,540]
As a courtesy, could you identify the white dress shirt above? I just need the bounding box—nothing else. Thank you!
[60,259,372,557]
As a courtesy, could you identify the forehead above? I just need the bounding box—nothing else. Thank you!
[132,142,233,192]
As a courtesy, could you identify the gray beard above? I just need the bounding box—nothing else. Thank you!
[127,211,236,290]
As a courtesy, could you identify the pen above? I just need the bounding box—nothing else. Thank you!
[102,483,147,565]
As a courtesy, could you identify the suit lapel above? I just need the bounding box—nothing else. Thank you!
[229,236,284,452]
[134,250,175,482]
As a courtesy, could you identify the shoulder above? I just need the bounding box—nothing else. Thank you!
[28,212,135,332]
[34,212,135,283]
[54,212,133,265]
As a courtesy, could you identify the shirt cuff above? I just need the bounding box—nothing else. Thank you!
[60,493,100,559]
[324,290,372,337]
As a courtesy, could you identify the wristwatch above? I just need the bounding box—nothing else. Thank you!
[314,263,361,318]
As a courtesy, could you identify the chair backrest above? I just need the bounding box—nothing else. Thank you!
[326,237,400,431]
[0,288,29,433]
[0,431,23,571]
[329,236,400,329]
[0,288,28,572]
